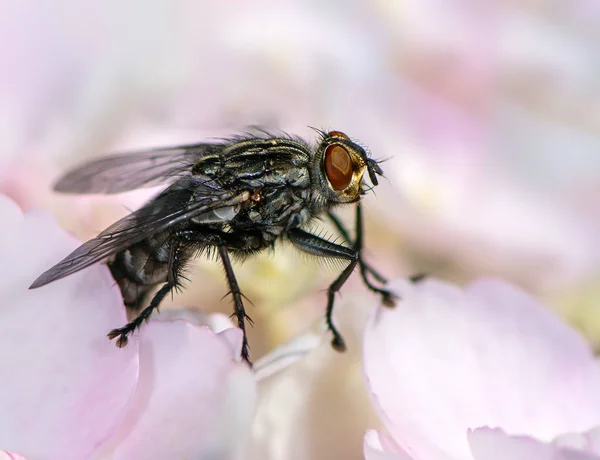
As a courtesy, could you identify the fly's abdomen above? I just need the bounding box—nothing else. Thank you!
[108,238,171,309]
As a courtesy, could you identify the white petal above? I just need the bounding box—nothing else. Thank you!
[253,318,328,381]
[364,430,415,460]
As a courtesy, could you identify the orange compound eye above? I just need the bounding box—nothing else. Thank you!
[325,144,353,190]
[327,131,350,140]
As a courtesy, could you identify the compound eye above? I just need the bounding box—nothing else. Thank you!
[325,144,353,190]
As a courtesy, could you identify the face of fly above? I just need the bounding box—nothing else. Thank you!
[313,130,383,204]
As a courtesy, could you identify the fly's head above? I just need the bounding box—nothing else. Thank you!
[313,130,383,204]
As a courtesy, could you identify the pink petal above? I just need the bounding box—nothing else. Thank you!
[156,308,236,334]
[555,426,600,454]
[219,327,245,360]
[363,278,600,460]
[0,195,138,459]
[95,320,256,459]
[152,307,242,357]
[253,318,328,381]
[0,452,27,460]
[364,430,415,460]
[468,427,600,460]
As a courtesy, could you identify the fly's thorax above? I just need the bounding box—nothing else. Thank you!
[237,186,313,231]
[192,137,312,190]
[311,131,371,205]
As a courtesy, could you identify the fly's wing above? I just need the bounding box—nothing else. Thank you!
[30,178,244,289]
[54,143,220,194]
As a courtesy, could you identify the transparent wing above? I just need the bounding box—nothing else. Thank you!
[30,179,244,288]
[54,143,220,194]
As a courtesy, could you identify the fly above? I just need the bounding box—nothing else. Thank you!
[30,129,395,364]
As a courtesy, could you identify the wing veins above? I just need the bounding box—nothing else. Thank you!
[54,144,217,194]
[30,187,243,288]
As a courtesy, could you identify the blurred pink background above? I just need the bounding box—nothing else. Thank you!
[1,1,600,459]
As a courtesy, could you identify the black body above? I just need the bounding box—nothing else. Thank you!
[30,130,393,363]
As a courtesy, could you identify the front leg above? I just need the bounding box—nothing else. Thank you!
[327,207,386,284]
[328,204,396,306]
[287,228,359,352]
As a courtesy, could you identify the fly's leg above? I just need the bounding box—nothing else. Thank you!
[352,204,397,306]
[328,204,396,307]
[107,244,183,347]
[218,245,253,365]
[175,229,254,365]
[107,283,171,347]
[327,208,386,284]
[288,228,359,352]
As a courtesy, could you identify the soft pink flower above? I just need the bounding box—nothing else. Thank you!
[468,426,600,460]
[363,278,600,460]
[0,194,256,459]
